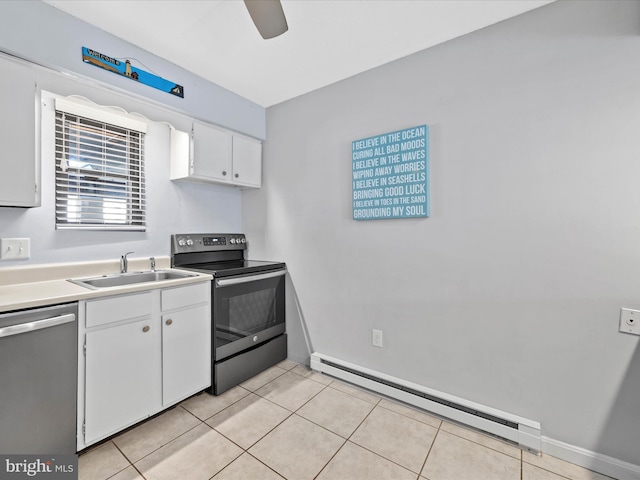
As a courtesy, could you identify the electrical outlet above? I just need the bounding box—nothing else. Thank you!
[372,329,383,347]
[619,308,640,336]
[0,238,30,260]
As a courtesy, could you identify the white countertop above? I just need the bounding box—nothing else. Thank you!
[0,257,212,313]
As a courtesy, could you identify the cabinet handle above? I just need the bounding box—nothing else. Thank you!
[235,173,239,178]
[142,325,150,333]
[166,319,173,326]
[222,171,227,176]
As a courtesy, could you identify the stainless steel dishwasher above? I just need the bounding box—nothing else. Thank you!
[0,302,77,454]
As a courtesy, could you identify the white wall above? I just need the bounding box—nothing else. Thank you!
[0,1,265,139]
[243,0,640,470]
[0,0,262,266]
[0,54,242,265]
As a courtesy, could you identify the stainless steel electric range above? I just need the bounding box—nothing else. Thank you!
[171,233,287,395]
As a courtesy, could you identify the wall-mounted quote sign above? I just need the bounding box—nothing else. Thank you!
[352,125,429,220]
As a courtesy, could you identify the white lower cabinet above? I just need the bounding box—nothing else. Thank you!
[84,317,158,444]
[162,305,210,406]
[161,284,211,406]
[78,281,211,450]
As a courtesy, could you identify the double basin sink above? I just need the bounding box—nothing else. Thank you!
[69,270,196,290]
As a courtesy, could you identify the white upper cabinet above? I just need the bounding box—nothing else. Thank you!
[232,134,262,187]
[170,122,262,188]
[0,55,39,207]
[191,121,233,183]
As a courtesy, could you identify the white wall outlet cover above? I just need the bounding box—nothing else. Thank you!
[619,308,640,336]
[372,329,383,347]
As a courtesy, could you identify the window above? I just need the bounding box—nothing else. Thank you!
[54,97,147,230]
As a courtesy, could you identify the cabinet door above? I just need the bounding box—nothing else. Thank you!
[162,304,211,406]
[232,135,262,187]
[84,318,158,443]
[191,121,232,183]
[0,55,39,207]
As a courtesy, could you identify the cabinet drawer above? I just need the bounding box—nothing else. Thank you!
[161,282,210,312]
[85,292,152,328]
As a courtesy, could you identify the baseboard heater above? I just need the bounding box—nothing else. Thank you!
[310,352,541,452]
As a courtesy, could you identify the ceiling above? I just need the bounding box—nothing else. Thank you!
[43,0,554,107]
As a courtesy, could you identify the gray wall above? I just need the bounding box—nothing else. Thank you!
[243,0,640,467]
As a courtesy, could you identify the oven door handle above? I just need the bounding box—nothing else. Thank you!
[216,269,287,287]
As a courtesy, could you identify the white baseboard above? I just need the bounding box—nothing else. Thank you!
[541,436,640,480]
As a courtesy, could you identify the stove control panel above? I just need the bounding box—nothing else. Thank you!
[171,233,247,253]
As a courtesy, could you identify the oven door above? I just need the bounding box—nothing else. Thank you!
[213,269,286,361]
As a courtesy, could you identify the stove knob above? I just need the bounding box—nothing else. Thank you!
[240,238,246,244]
[186,239,194,246]
[230,238,236,244]
[178,238,186,247]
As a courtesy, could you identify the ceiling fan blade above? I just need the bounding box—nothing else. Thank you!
[244,0,288,39]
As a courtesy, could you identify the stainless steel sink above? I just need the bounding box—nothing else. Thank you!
[69,270,197,290]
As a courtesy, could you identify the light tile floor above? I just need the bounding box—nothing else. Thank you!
[79,360,613,480]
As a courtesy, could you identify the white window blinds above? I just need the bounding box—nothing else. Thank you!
[54,98,147,231]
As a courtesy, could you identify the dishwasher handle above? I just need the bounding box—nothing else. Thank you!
[0,313,76,339]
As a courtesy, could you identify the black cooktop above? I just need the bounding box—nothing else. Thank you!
[180,259,286,278]
[171,233,286,278]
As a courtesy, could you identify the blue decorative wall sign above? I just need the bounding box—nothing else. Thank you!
[352,125,429,220]
[82,47,184,98]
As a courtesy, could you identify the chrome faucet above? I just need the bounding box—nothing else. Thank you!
[150,257,156,272]
[120,251,134,273]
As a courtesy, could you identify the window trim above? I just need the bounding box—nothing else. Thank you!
[53,95,147,231]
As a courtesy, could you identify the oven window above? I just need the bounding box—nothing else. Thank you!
[214,272,286,359]
[225,289,276,340]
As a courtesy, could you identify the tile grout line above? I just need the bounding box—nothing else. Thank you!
[310,436,348,480]
[106,440,146,480]
[304,387,438,477]
[419,420,442,478]
[212,402,294,453]
[195,394,293,479]
[337,403,426,477]
[245,370,350,480]
[185,395,295,480]
[438,425,523,461]
[81,362,607,480]
[521,460,584,480]
[207,367,331,479]
[117,407,210,472]
[243,451,287,480]
[374,395,525,464]
[376,399,443,430]
[191,386,253,423]
[520,448,523,480]
[299,378,384,478]
[325,381,382,406]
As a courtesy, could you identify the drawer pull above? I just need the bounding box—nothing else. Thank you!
[142,325,150,333]
[166,319,173,326]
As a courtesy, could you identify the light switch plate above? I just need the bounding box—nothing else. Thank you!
[0,238,30,260]
[619,308,640,336]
